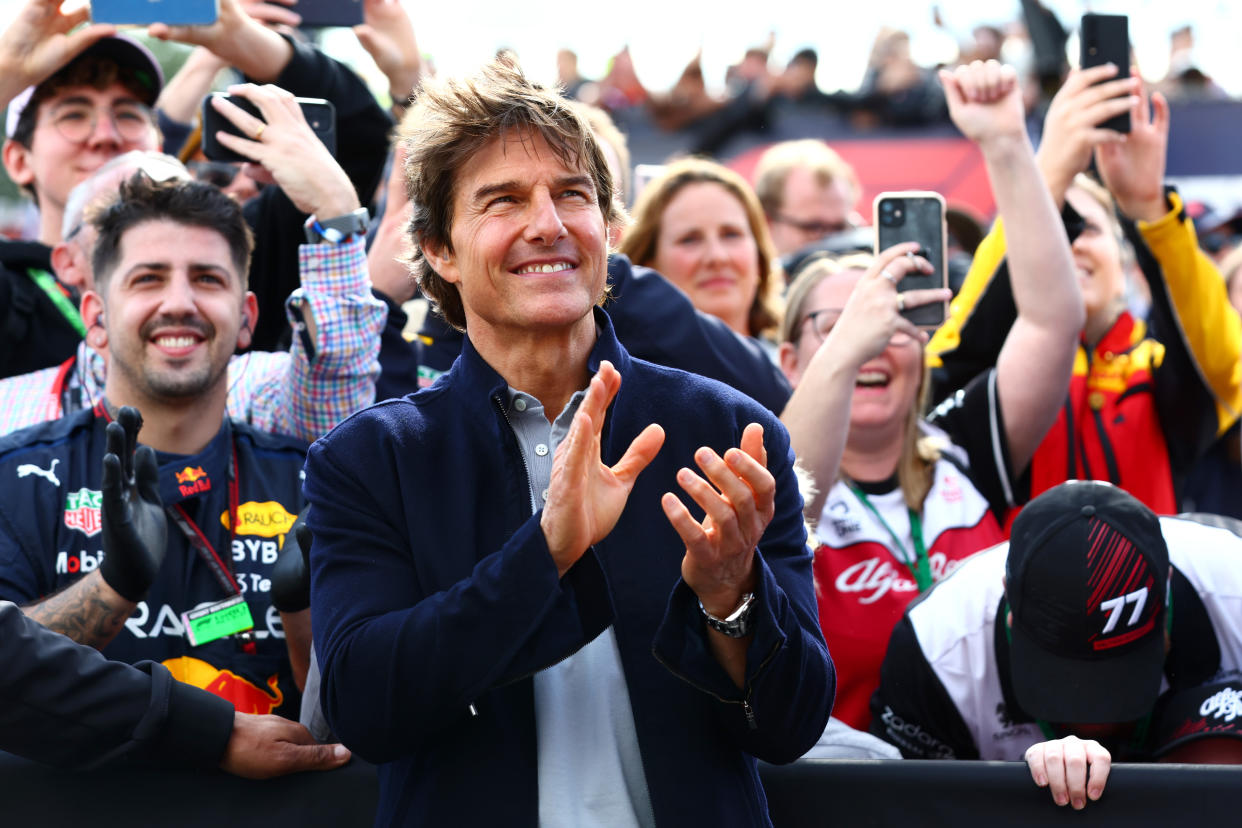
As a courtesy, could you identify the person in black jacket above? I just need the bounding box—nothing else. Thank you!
[0,600,348,775]
[149,0,394,351]
[0,1,166,378]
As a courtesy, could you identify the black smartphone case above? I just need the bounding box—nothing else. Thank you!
[201,95,337,164]
[292,0,364,28]
[1081,13,1131,133]
[875,194,947,328]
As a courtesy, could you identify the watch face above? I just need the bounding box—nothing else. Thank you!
[702,593,756,638]
[317,208,370,243]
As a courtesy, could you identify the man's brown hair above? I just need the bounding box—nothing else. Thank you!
[400,59,623,331]
[89,173,254,295]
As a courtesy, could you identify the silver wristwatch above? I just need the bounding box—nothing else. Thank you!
[304,207,370,244]
[699,592,756,638]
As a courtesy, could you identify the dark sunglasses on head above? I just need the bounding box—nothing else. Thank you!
[188,160,250,190]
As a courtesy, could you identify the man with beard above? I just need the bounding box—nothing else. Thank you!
[0,174,312,723]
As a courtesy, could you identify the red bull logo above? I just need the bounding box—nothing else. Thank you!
[175,466,212,497]
[63,488,102,537]
[162,656,284,714]
[175,465,208,484]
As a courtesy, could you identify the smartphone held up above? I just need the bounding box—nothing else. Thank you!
[1080,13,1132,134]
[200,94,337,164]
[91,0,219,25]
[873,191,948,329]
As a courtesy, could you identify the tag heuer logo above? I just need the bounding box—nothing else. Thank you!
[64,488,103,537]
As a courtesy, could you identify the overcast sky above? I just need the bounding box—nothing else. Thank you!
[13,1,1242,96]
[358,0,1242,95]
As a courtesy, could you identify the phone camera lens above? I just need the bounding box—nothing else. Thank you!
[880,199,905,227]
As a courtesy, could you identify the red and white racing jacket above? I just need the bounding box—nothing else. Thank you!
[813,369,1016,729]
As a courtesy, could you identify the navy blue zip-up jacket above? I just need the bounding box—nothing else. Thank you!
[0,407,308,718]
[306,309,833,826]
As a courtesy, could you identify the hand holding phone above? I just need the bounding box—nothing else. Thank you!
[826,243,946,373]
[201,85,357,218]
[873,192,948,328]
[1080,13,1131,133]
[202,92,336,162]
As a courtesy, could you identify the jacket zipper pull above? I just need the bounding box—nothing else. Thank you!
[742,698,758,731]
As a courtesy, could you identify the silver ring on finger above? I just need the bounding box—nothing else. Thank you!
[881,269,898,286]
[896,293,906,312]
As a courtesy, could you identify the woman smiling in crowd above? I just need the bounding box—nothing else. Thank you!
[619,157,782,342]
[779,61,1084,729]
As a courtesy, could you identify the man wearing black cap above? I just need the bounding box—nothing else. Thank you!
[1,1,164,378]
[1151,671,1242,763]
[870,481,1242,809]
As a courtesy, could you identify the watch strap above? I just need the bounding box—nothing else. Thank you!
[304,207,370,244]
[699,592,756,638]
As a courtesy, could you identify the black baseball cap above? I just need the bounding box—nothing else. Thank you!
[1006,481,1169,724]
[1153,673,1242,759]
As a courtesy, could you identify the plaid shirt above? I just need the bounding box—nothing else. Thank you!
[0,237,384,442]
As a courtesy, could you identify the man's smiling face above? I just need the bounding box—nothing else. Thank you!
[425,130,609,342]
[98,219,254,406]
[5,82,159,219]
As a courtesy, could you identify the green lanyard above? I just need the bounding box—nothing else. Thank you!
[849,485,932,592]
[27,268,86,337]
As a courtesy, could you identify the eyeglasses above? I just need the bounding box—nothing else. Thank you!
[800,307,913,346]
[44,100,154,144]
[772,213,852,239]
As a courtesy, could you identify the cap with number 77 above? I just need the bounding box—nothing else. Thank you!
[1006,480,1170,724]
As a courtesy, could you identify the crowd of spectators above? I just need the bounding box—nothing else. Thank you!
[2,0,1242,822]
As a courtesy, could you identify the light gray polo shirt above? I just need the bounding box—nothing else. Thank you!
[505,387,655,828]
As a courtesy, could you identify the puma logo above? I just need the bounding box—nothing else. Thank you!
[17,459,60,487]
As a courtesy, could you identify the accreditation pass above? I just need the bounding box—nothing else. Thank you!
[182,595,255,647]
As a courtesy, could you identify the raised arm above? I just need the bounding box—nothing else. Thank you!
[148,0,293,83]
[354,0,424,117]
[778,245,946,524]
[927,64,1135,407]
[207,83,385,441]
[154,47,227,126]
[939,60,1084,473]
[0,0,114,111]
[1097,86,1242,452]
[1034,64,1139,209]
[24,408,163,649]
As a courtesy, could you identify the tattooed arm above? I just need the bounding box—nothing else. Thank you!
[23,571,135,649]
[21,408,166,648]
